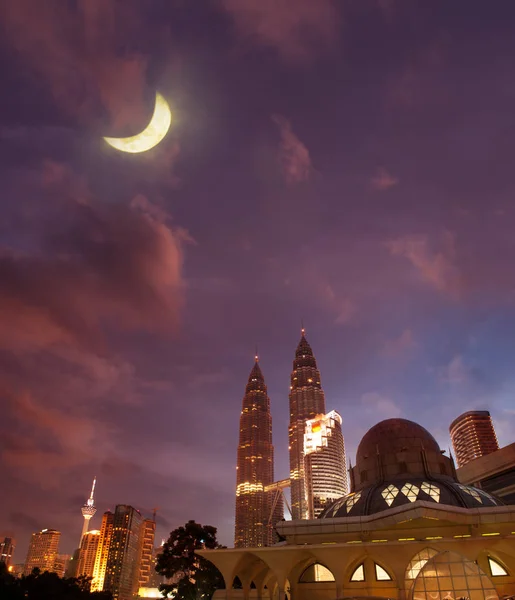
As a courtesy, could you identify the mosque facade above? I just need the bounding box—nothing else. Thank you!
[201,418,515,600]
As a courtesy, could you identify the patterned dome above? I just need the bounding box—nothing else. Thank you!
[320,477,502,518]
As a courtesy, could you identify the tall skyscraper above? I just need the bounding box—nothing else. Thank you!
[137,517,156,589]
[289,329,326,519]
[23,529,60,576]
[80,477,97,544]
[76,530,101,579]
[450,410,499,468]
[235,355,277,547]
[92,511,114,592]
[0,537,15,568]
[103,505,143,600]
[304,410,349,519]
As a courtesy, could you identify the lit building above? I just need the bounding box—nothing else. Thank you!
[76,530,101,579]
[289,329,326,519]
[137,518,156,588]
[0,537,15,568]
[235,355,281,547]
[450,410,499,467]
[103,504,143,600]
[304,410,348,519]
[201,418,515,600]
[23,529,60,576]
[457,441,515,504]
[92,511,115,591]
[53,554,71,578]
[80,477,97,545]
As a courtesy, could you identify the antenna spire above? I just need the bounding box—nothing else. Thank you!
[87,476,96,506]
[301,318,305,336]
[254,344,259,362]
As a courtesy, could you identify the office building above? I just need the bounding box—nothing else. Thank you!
[76,530,101,579]
[289,329,326,519]
[103,505,143,600]
[23,529,60,575]
[457,441,515,504]
[0,537,15,568]
[92,511,115,591]
[450,410,499,467]
[138,518,156,588]
[235,355,280,547]
[53,554,71,578]
[304,410,349,518]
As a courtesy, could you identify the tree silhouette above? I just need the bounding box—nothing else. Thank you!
[0,563,113,600]
[156,520,225,600]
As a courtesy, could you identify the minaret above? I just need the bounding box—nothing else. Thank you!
[80,477,97,544]
[235,354,276,547]
[289,328,326,519]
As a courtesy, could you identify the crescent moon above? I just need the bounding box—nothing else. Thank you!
[103,92,172,153]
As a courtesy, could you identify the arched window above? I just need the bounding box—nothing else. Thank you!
[374,563,392,581]
[232,576,242,589]
[405,547,439,580]
[488,556,509,577]
[250,581,257,589]
[412,551,498,599]
[299,563,335,583]
[350,563,365,582]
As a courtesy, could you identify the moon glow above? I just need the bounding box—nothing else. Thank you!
[103,92,172,153]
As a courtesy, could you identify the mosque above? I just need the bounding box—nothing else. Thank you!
[200,418,515,600]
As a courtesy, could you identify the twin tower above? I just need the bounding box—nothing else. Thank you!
[235,329,349,548]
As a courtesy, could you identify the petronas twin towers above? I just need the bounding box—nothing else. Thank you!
[235,329,348,547]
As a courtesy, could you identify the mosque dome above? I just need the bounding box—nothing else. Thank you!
[319,418,504,519]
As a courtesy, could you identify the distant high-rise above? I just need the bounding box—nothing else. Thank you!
[53,554,71,578]
[103,505,143,600]
[289,329,326,519]
[92,511,114,592]
[137,518,156,589]
[235,355,278,547]
[23,529,60,576]
[304,411,349,519]
[80,477,97,545]
[450,410,499,468]
[76,530,101,579]
[0,537,15,568]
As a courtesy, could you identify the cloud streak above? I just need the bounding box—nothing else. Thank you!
[221,0,340,64]
[272,114,313,185]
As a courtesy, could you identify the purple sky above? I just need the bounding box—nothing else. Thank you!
[1,0,515,559]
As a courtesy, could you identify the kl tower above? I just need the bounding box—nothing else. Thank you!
[80,477,97,543]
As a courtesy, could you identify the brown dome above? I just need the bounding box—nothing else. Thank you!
[356,418,441,467]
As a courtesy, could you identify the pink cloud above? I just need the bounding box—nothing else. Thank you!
[371,166,399,191]
[361,392,402,418]
[272,114,313,184]
[0,0,148,129]
[386,231,461,297]
[221,0,340,64]
[382,329,417,358]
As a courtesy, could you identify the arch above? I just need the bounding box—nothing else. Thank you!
[298,562,335,583]
[411,550,499,600]
[232,576,243,589]
[250,581,257,589]
[405,546,439,581]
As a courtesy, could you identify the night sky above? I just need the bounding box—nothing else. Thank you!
[2,0,515,559]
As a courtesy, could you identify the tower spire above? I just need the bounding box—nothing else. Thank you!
[80,476,98,545]
[255,344,259,362]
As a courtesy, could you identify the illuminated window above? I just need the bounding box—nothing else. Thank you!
[374,564,392,581]
[345,491,362,513]
[420,482,440,502]
[405,548,439,580]
[401,483,420,502]
[488,557,508,577]
[381,484,399,506]
[299,563,335,583]
[350,564,365,582]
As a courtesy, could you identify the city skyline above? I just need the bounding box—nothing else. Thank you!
[3,0,515,559]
